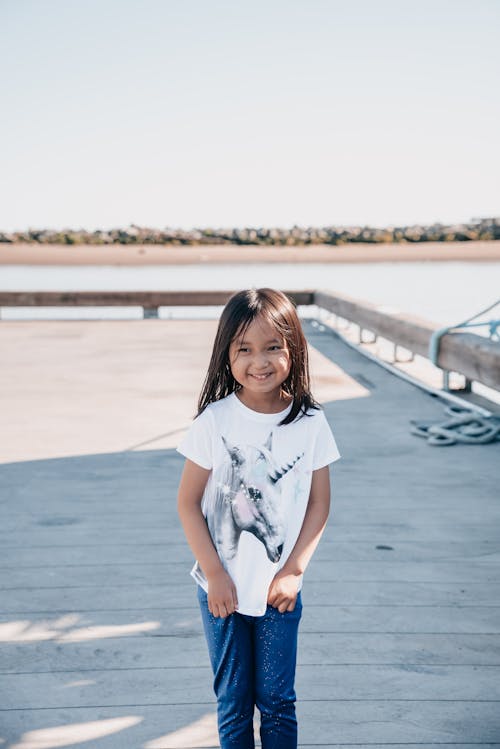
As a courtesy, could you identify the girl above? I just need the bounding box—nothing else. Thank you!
[176,287,341,749]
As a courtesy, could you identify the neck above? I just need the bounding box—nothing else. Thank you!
[235,389,293,414]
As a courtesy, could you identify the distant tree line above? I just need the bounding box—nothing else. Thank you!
[1,218,498,246]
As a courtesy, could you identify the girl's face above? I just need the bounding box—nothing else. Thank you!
[229,315,291,399]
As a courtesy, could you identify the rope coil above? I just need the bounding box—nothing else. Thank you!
[410,406,500,446]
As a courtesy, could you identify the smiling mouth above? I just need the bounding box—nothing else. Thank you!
[250,373,273,380]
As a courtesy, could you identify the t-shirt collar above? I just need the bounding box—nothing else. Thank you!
[231,391,293,422]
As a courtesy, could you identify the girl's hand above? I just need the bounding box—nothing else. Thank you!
[207,569,239,618]
[267,466,331,614]
[267,571,300,613]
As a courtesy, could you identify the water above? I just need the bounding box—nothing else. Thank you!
[1,261,499,326]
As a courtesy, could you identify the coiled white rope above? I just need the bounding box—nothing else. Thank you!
[410,405,500,446]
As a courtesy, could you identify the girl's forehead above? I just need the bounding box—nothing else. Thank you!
[233,315,283,343]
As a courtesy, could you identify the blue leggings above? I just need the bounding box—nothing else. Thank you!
[197,584,302,749]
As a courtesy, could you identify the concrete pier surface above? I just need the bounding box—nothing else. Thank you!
[0,318,499,748]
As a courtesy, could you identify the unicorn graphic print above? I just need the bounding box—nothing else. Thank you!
[205,431,304,567]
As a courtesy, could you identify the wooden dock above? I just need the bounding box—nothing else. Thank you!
[0,318,499,748]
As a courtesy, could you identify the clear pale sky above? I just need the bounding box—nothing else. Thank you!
[1,0,499,231]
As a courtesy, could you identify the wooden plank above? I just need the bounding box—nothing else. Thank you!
[2,663,500,708]
[0,289,315,307]
[1,702,499,746]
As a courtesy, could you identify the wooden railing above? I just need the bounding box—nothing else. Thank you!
[1,289,498,391]
[314,290,500,392]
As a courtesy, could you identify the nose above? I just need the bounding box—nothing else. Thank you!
[254,352,270,368]
[276,543,284,558]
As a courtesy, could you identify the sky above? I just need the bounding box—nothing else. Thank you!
[1,0,499,232]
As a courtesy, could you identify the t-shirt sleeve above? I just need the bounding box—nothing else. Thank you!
[176,407,214,470]
[312,409,341,470]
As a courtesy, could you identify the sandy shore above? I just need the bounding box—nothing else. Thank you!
[1,240,499,265]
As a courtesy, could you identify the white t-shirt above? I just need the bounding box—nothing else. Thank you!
[176,391,341,616]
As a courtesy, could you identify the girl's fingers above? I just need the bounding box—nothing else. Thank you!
[273,596,286,611]
[217,601,234,618]
[208,587,238,617]
[267,590,278,606]
[208,579,238,617]
[213,603,222,618]
[211,599,237,617]
[274,595,296,613]
[209,599,223,618]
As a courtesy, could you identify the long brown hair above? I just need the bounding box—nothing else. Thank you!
[197,288,320,425]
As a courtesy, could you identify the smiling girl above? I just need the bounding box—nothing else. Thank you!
[176,287,341,748]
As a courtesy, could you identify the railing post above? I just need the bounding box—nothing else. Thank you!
[359,328,377,344]
[393,343,414,363]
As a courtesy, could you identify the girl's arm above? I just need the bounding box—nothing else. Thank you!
[177,458,238,618]
[267,464,331,613]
